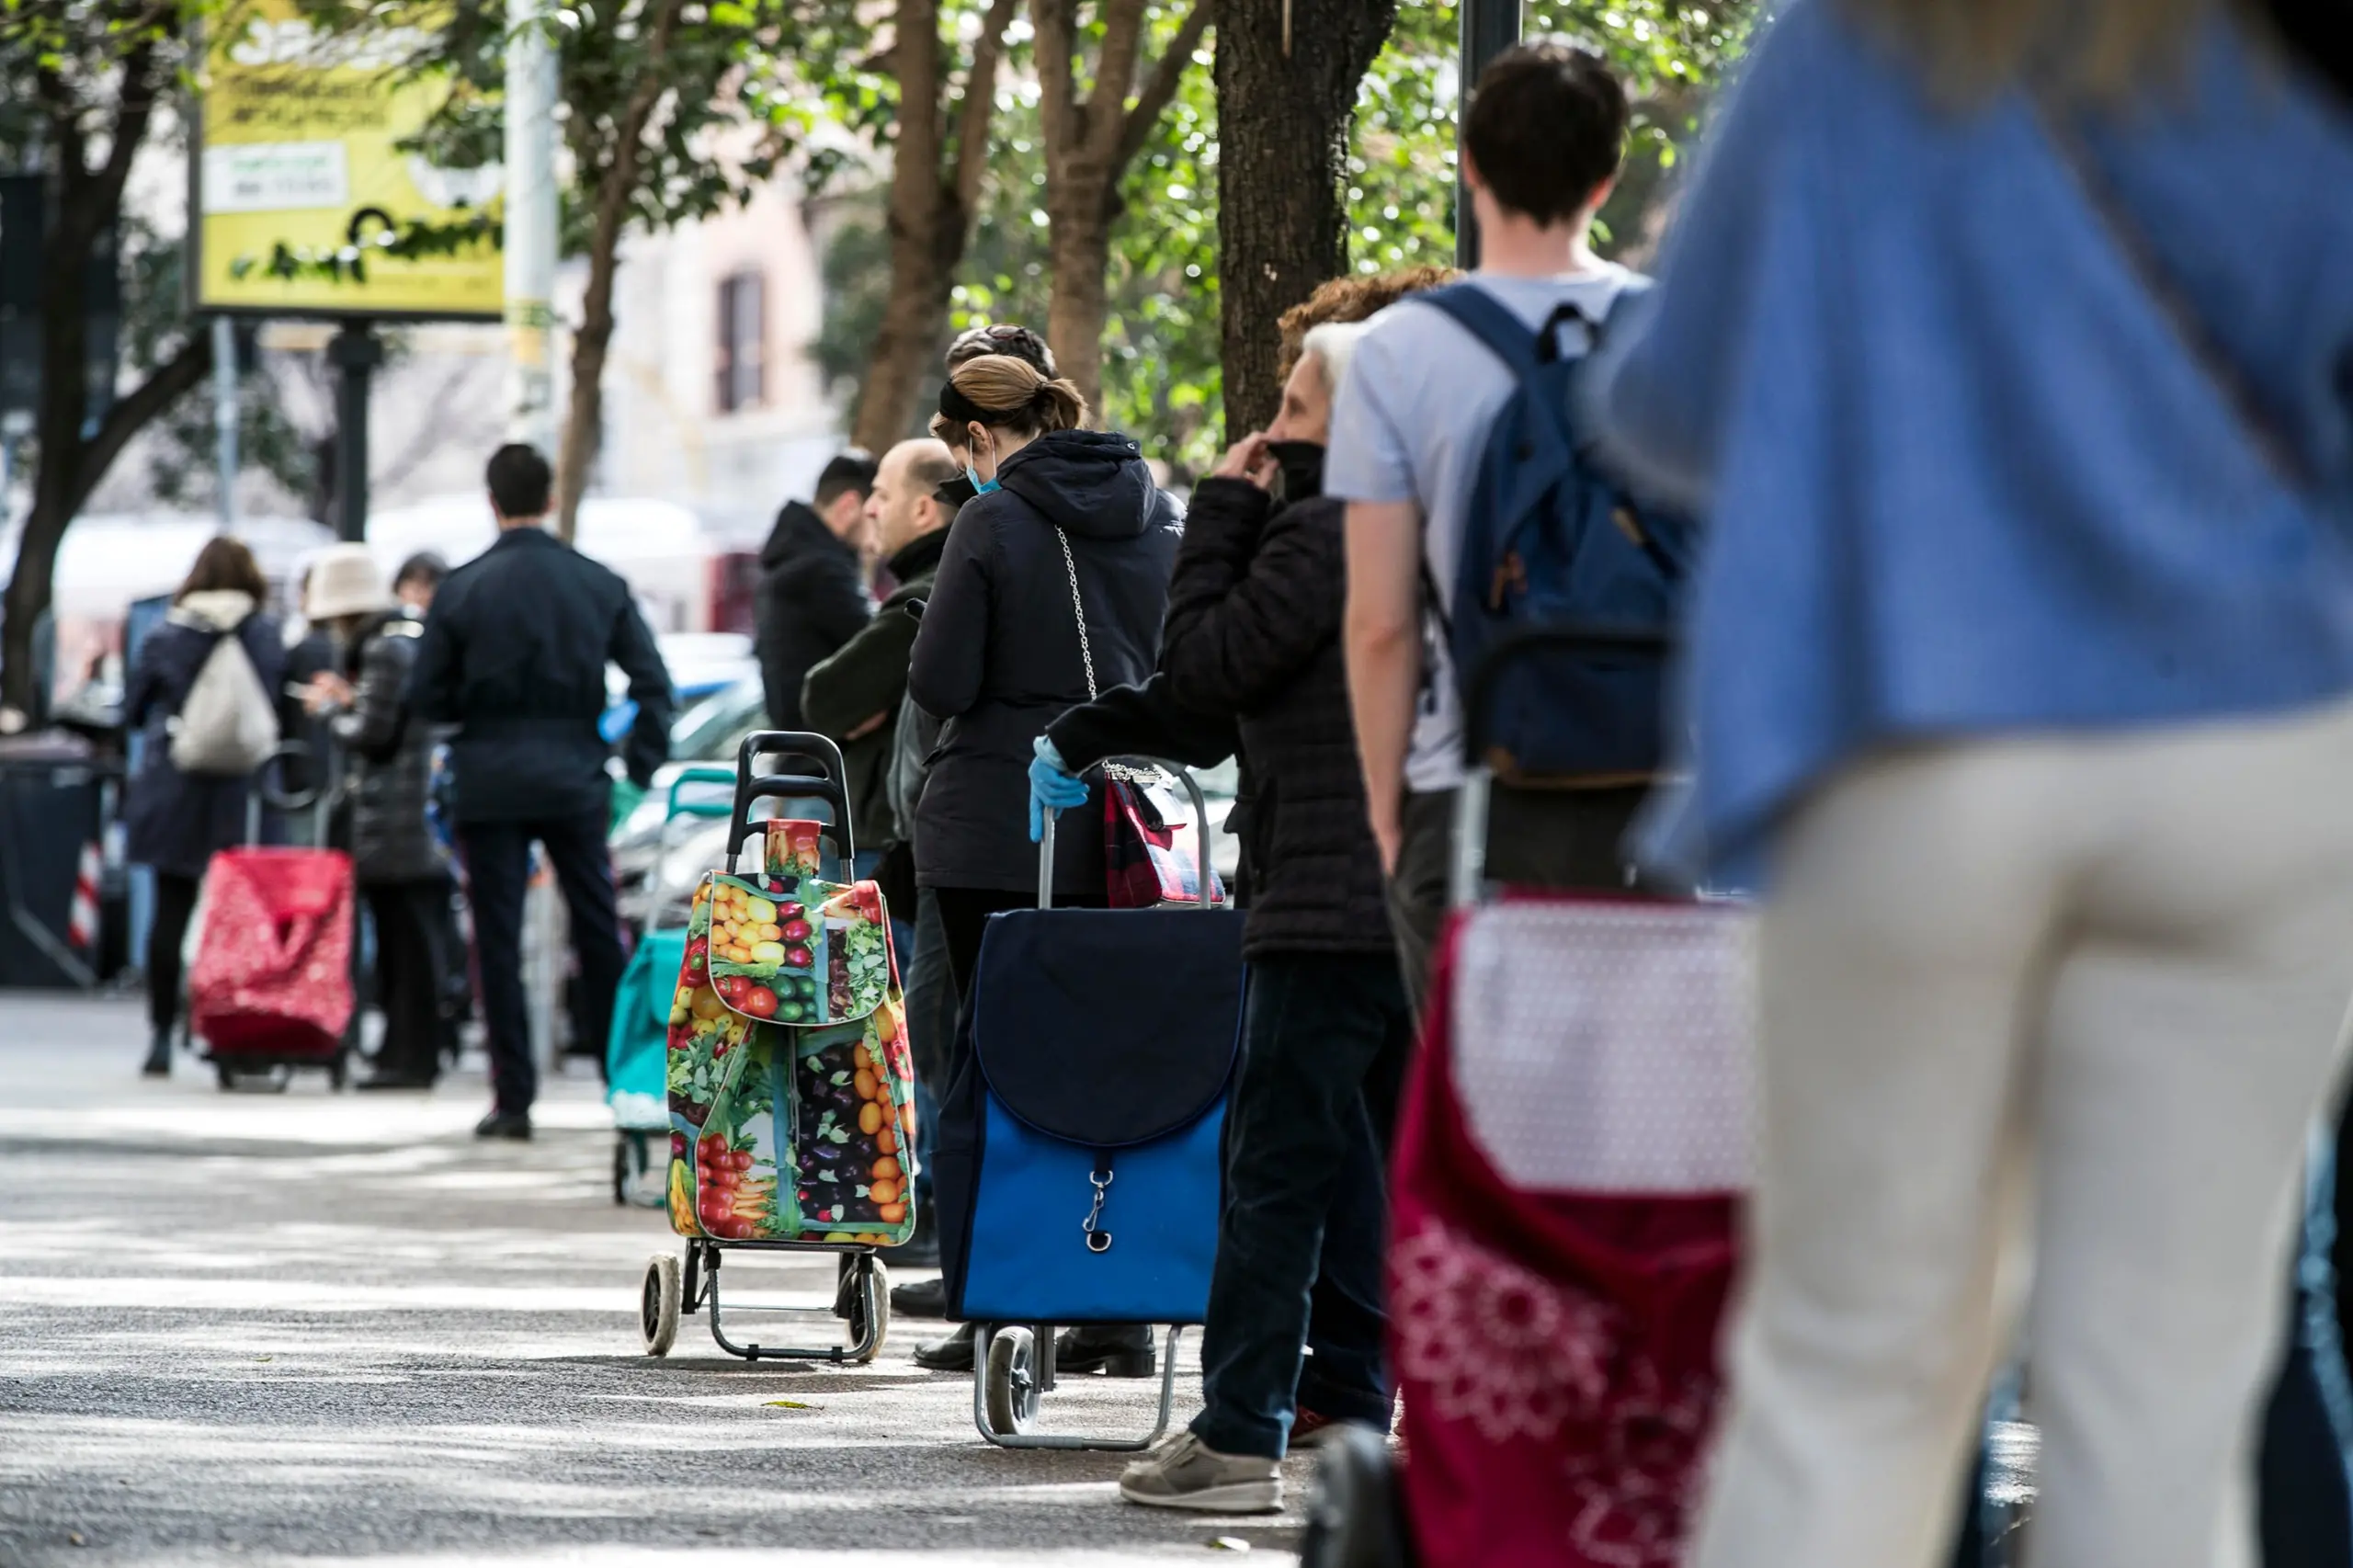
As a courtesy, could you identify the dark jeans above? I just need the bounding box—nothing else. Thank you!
[363,879,451,1084]
[905,888,954,1199]
[460,808,623,1116]
[148,871,200,1034]
[1385,783,1647,1016]
[1192,952,1415,1460]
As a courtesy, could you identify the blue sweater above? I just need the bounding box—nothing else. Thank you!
[1590,1,2353,881]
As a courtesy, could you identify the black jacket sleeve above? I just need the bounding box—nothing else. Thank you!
[907,511,992,720]
[802,601,922,741]
[332,627,416,764]
[1046,674,1238,775]
[609,597,673,789]
[1158,480,1345,716]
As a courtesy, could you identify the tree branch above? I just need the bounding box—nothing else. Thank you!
[1030,0,1081,156]
[1085,0,1153,161]
[68,330,214,518]
[950,0,1022,214]
[1112,0,1212,176]
[90,33,166,227]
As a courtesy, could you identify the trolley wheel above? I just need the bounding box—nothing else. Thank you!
[214,1060,236,1092]
[845,1257,889,1364]
[642,1253,682,1357]
[983,1325,1041,1436]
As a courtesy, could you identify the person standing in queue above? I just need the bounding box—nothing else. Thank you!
[299,546,452,1091]
[904,352,1184,1373]
[123,537,289,1078]
[756,451,877,732]
[407,444,673,1140]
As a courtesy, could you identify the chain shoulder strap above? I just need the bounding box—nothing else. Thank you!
[1053,526,1099,699]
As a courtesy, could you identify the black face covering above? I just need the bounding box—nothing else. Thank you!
[1267,439,1325,504]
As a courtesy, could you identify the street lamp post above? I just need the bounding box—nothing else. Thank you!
[1456,0,1523,267]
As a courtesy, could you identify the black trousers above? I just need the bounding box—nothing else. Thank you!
[459,809,624,1115]
[148,871,201,1034]
[363,880,452,1084]
[1194,952,1414,1458]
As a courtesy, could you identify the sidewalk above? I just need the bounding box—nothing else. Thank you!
[0,994,1309,1566]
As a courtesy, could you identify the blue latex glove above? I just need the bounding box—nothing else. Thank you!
[1029,736,1090,843]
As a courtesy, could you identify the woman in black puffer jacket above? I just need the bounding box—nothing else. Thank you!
[301,547,451,1090]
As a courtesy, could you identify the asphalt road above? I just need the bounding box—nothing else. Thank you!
[0,996,1311,1567]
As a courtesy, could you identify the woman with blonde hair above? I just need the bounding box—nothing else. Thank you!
[1591,2,2353,1565]
[905,346,1184,1374]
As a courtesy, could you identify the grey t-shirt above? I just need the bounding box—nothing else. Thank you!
[1325,266,1640,791]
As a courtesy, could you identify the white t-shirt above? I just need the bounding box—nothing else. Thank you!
[1325,266,1641,792]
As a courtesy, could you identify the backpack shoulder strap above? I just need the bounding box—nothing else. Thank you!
[1414,283,1543,377]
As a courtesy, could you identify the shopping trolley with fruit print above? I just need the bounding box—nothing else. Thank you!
[637,733,916,1363]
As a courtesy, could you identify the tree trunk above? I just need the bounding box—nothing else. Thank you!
[1044,176,1116,419]
[1213,0,1397,437]
[851,0,1019,452]
[552,0,685,542]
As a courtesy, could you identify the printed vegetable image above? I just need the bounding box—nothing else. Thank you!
[765,818,826,880]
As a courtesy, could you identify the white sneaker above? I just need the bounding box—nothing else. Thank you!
[1118,1431,1281,1513]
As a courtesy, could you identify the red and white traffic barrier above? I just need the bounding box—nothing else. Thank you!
[66,840,100,950]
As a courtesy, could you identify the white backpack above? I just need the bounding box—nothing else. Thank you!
[169,624,280,777]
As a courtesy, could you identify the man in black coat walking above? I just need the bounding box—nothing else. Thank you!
[755,450,876,730]
[409,444,673,1139]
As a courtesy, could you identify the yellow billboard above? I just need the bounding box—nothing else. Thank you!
[194,0,503,320]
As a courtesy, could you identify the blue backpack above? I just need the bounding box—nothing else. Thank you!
[1417,282,1695,782]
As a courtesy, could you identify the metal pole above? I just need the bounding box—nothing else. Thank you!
[503,0,560,459]
[210,315,238,534]
[1456,0,1524,268]
[327,320,381,542]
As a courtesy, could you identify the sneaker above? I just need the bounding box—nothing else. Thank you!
[1119,1432,1281,1514]
[474,1109,532,1141]
[1289,1407,1349,1450]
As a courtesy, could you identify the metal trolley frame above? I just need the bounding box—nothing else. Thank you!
[636,732,892,1364]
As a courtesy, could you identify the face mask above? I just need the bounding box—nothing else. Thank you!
[1267,439,1325,504]
[964,464,1001,496]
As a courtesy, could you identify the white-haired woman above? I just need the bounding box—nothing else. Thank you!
[1589,3,2353,1564]
[1030,270,1449,1512]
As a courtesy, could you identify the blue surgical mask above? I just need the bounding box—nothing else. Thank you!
[964,463,1000,496]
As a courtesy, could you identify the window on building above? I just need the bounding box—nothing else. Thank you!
[715,270,766,414]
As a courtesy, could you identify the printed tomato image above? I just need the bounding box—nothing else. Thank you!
[742,985,779,1018]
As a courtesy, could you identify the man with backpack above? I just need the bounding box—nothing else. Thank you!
[1330,41,1661,1009]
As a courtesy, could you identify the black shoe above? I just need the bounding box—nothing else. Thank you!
[474,1109,532,1141]
[913,1323,977,1372]
[141,1028,172,1078]
[891,1275,949,1318]
[1056,1324,1157,1378]
[357,1074,436,1092]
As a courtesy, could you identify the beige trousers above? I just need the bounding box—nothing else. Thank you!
[1691,699,2353,1568]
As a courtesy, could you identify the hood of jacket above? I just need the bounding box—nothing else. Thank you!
[169,589,257,634]
[759,499,847,570]
[997,429,1159,541]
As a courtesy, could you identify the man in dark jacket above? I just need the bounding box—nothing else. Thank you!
[1038,311,1420,1512]
[755,450,876,730]
[801,438,961,857]
[408,444,673,1140]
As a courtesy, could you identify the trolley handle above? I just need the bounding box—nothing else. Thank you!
[246,740,332,848]
[1452,623,1679,910]
[726,731,855,877]
[1036,755,1222,912]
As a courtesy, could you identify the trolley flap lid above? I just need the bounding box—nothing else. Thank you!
[688,871,895,1027]
[970,906,1245,1148]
